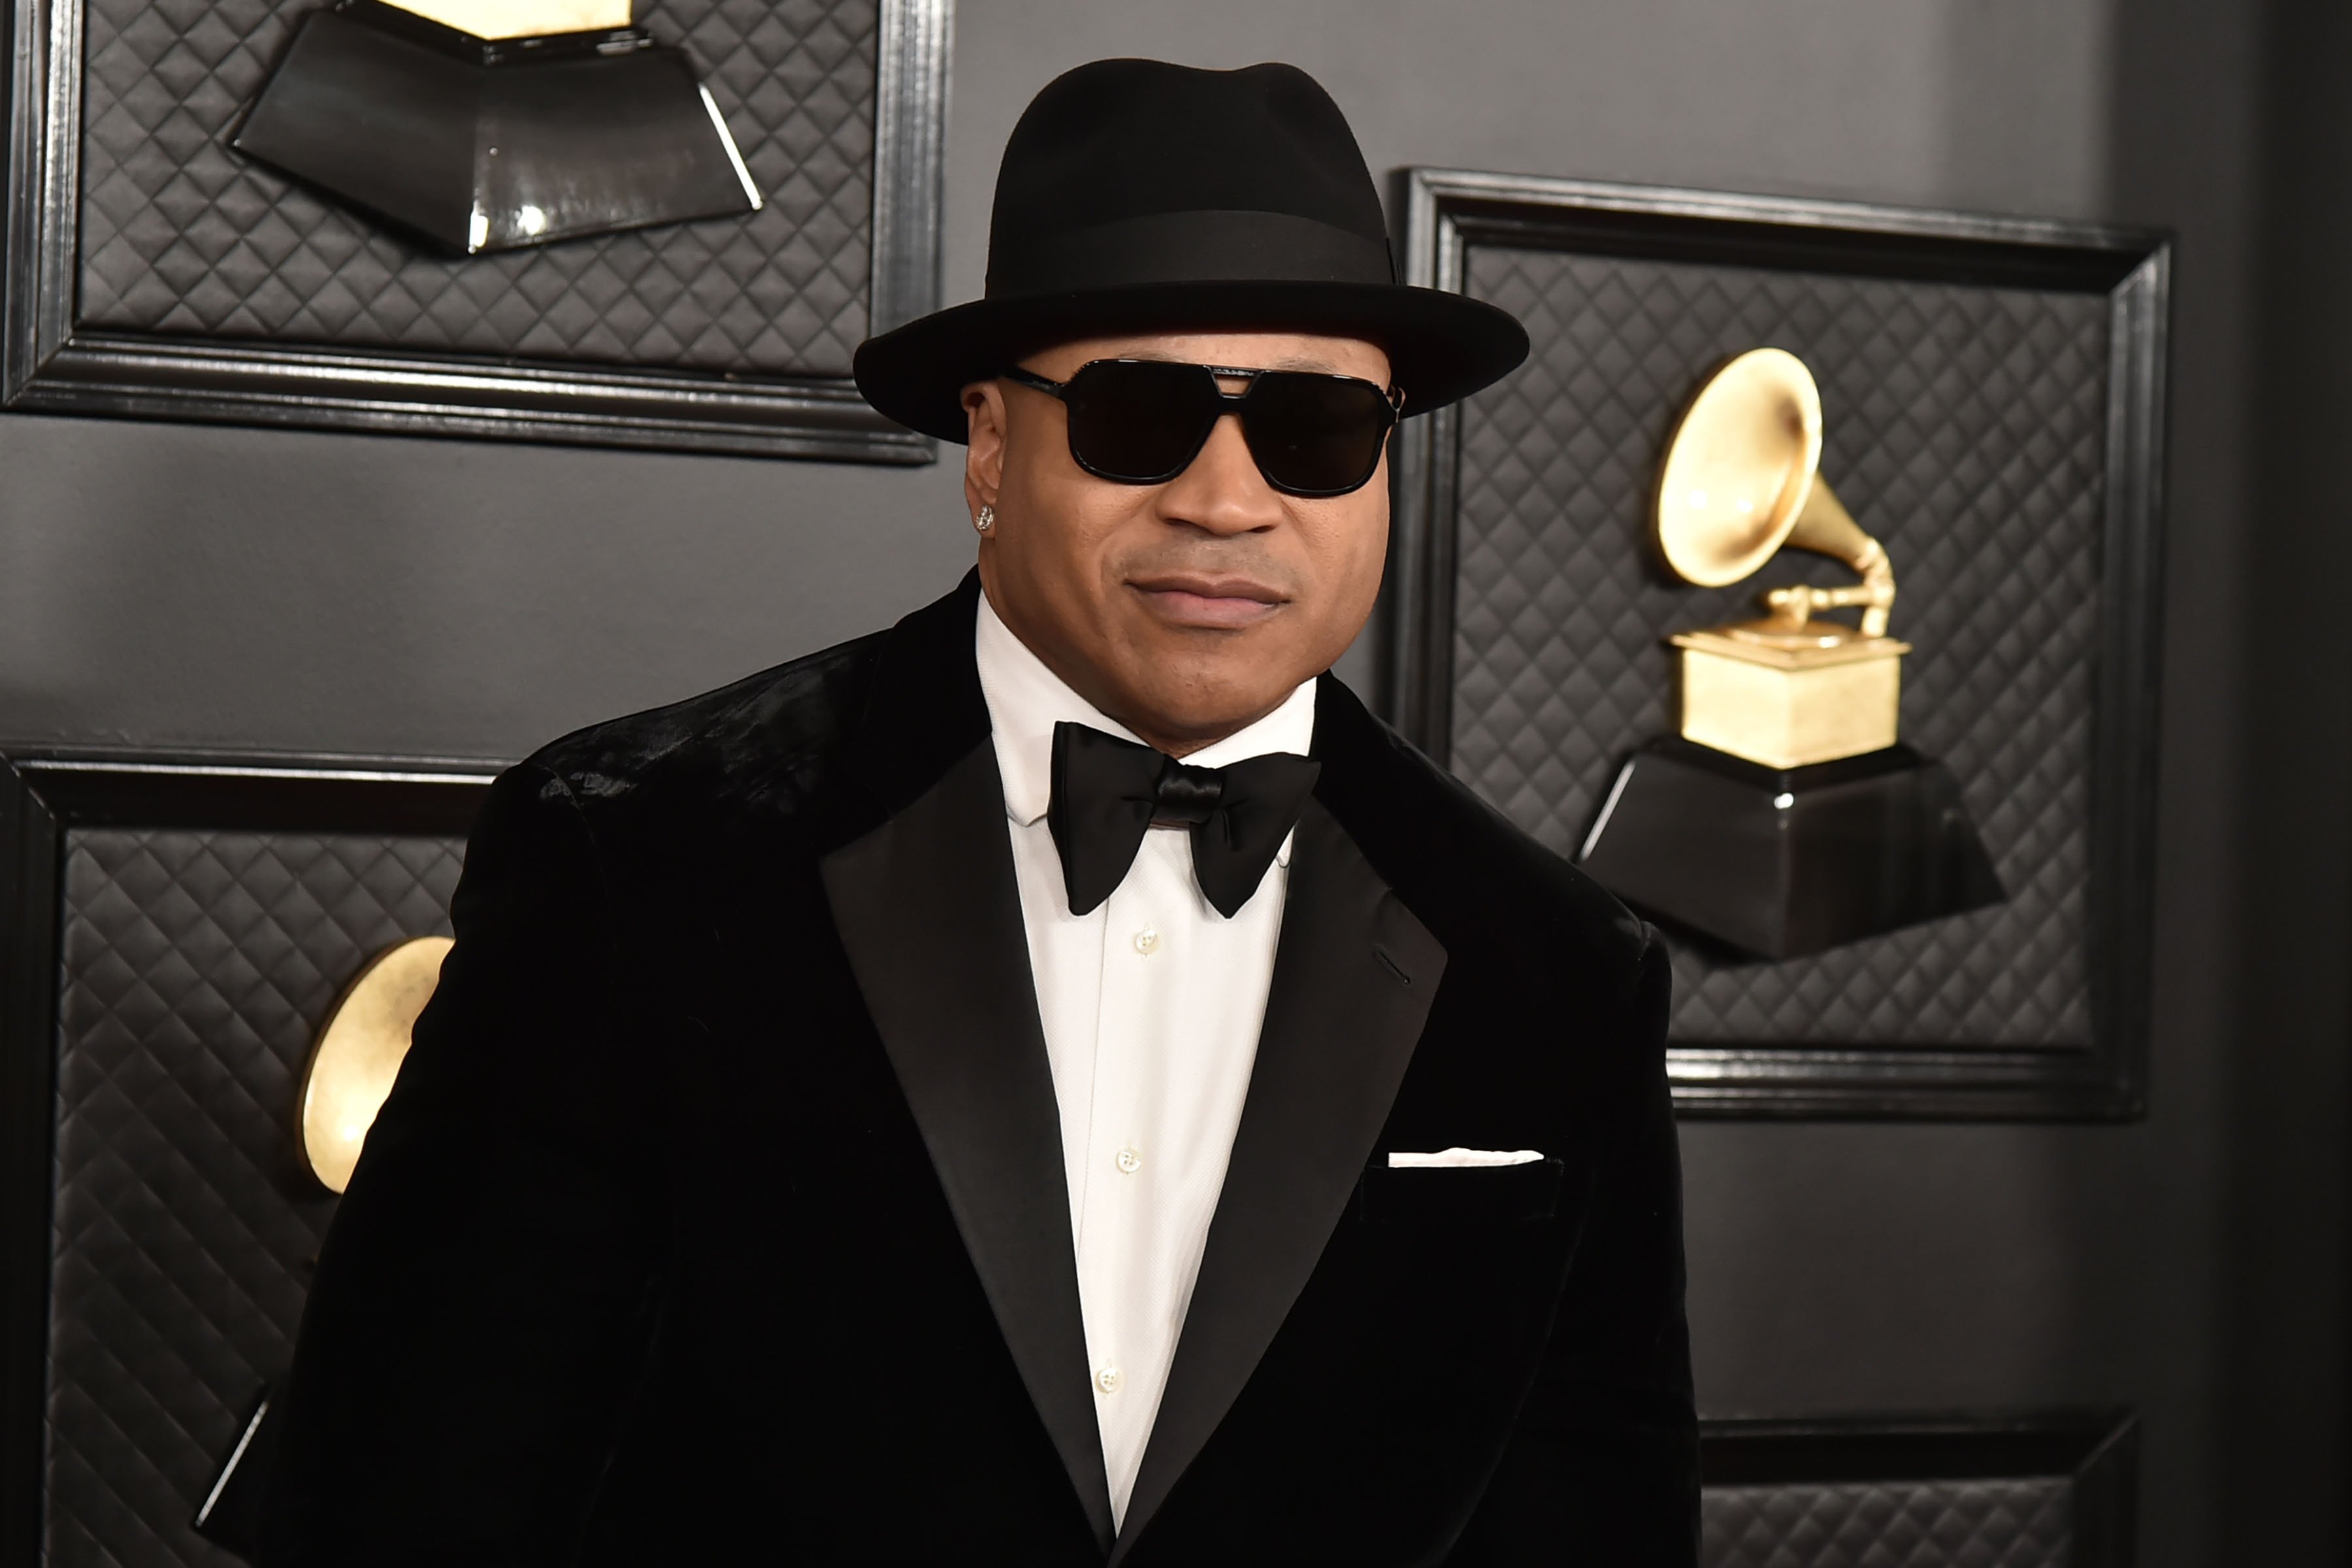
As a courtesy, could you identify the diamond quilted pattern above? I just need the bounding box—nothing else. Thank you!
[1701,1477,2074,1568]
[44,828,463,1568]
[1450,248,2106,1047]
[76,0,875,374]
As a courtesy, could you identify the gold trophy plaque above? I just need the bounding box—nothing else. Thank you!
[1578,348,2003,959]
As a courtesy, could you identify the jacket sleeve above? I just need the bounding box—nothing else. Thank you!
[261,763,667,1567]
[1446,934,1701,1565]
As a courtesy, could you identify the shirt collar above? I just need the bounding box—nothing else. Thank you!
[974,589,1318,845]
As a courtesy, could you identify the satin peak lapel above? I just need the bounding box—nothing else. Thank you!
[820,740,1116,1552]
[1111,797,1446,1559]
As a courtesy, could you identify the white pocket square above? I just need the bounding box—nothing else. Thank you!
[1386,1148,1544,1168]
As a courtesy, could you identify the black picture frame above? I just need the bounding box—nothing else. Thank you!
[1699,1410,2138,1566]
[1387,169,2170,1120]
[0,751,493,1567]
[3,0,948,462]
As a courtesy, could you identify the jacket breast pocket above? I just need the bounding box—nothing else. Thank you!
[1356,1157,1566,1229]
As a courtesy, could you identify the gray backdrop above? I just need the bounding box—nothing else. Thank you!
[0,2,2339,1564]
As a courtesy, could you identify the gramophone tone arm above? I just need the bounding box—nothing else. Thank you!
[1763,581,1894,636]
[1766,490,1897,638]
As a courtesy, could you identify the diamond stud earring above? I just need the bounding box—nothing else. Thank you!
[975,504,996,533]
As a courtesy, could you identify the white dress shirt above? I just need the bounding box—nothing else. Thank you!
[973,592,1314,1530]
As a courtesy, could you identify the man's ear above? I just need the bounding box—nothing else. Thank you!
[963,380,1008,521]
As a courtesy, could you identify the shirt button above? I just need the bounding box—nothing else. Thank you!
[1115,1147,1143,1175]
[1096,1365,1122,1395]
[1133,926,1160,956]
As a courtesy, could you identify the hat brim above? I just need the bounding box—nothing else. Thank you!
[852,280,1529,443]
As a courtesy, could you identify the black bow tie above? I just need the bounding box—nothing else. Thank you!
[1047,721,1320,919]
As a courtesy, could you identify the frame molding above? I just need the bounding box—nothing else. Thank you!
[1390,169,2170,1121]
[0,752,493,1565]
[1699,1410,2138,1566]
[3,0,949,462]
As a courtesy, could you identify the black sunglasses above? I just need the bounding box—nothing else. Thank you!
[1002,359,1403,498]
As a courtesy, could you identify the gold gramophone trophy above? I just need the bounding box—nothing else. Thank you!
[1578,348,2003,959]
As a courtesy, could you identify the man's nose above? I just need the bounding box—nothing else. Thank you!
[1157,412,1284,534]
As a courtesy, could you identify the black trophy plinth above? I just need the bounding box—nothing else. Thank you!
[1578,738,2004,960]
[233,0,760,255]
[192,1391,276,1560]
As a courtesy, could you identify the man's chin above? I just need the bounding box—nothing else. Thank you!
[1116,666,1315,748]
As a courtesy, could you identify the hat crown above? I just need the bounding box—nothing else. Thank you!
[851,56,1528,443]
[986,59,1390,299]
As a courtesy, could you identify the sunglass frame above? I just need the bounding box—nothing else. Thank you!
[1000,358,1404,497]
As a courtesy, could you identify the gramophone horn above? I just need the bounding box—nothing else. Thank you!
[1654,348,1822,587]
[299,936,451,1193]
[1654,348,1895,638]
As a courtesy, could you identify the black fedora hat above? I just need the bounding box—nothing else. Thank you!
[853,58,1529,443]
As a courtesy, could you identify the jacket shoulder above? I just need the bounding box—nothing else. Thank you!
[1314,676,1654,998]
[517,626,890,832]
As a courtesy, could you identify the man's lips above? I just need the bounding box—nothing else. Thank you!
[1127,575,1289,629]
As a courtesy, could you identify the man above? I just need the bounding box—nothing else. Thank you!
[263,58,1697,1566]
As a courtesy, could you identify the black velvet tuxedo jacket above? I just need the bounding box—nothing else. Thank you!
[263,574,1697,1566]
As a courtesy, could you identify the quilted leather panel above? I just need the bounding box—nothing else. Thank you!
[78,0,875,374]
[1452,248,2107,1046]
[44,828,463,1568]
[1701,1477,2073,1568]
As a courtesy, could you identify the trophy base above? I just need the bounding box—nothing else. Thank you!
[191,1392,274,1557]
[1671,630,1910,769]
[1578,738,2005,960]
[233,0,760,255]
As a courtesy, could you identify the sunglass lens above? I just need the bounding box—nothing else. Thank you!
[1241,374,1395,496]
[1062,361,1220,483]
